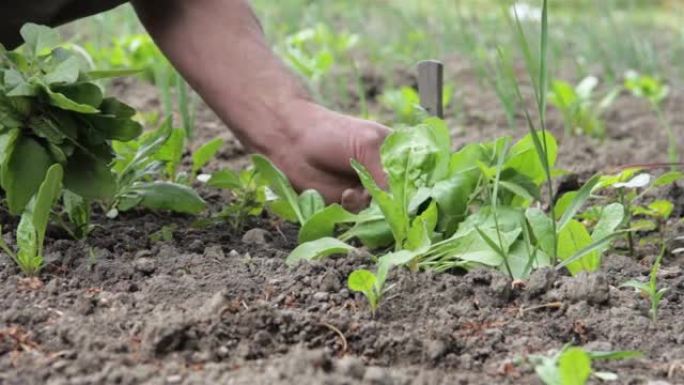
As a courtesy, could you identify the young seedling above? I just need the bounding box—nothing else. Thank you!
[624,72,678,165]
[347,250,414,316]
[548,76,618,138]
[0,164,63,276]
[528,345,642,385]
[206,167,267,231]
[621,246,668,323]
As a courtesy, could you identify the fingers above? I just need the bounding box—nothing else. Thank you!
[341,187,371,213]
[349,120,389,188]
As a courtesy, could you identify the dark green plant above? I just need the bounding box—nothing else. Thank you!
[0,24,143,216]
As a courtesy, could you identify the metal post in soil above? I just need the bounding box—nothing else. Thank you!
[417,60,444,119]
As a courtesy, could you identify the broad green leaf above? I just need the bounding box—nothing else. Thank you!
[128,182,206,214]
[591,203,624,254]
[52,83,103,108]
[286,237,354,266]
[345,212,394,249]
[506,131,558,184]
[20,23,59,57]
[647,200,674,219]
[549,80,577,110]
[558,347,591,385]
[2,136,53,215]
[558,175,600,232]
[253,154,303,224]
[435,226,521,267]
[557,220,598,275]
[63,150,116,200]
[405,201,437,251]
[431,173,476,235]
[526,207,556,256]
[298,204,357,244]
[155,126,185,179]
[30,164,63,250]
[15,164,63,276]
[298,189,326,222]
[352,159,407,247]
[42,85,100,114]
[207,169,242,189]
[192,138,223,174]
[44,56,80,85]
[553,191,577,220]
[347,269,377,294]
[0,127,20,171]
[87,115,143,142]
[654,171,683,187]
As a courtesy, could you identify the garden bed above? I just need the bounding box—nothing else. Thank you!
[1,54,683,385]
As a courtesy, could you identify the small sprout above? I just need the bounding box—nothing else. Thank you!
[347,269,380,316]
[621,246,668,323]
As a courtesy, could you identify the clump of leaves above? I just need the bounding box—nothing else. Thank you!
[0,24,143,216]
[108,118,206,217]
[528,345,642,385]
[0,164,63,276]
[624,71,677,164]
[279,24,358,82]
[548,76,618,138]
[621,246,668,322]
[206,166,267,231]
[251,155,357,250]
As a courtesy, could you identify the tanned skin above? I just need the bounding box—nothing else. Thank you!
[131,0,388,211]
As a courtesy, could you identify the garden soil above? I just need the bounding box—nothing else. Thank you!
[1,59,683,385]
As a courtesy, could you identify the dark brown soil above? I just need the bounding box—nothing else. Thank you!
[1,56,683,385]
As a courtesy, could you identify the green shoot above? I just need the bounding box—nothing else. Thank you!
[0,164,63,276]
[621,245,668,323]
[548,76,618,138]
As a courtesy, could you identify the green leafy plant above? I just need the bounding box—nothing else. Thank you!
[108,118,206,217]
[206,166,267,231]
[0,164,63,276]
[279,24,358,83]
[548,76,618,138]
[252,154,357,246]
[621,246,668,322]
[624,71,678,164]
[0,24,143,216]
[529,345,642,385]
[347,250,415,316]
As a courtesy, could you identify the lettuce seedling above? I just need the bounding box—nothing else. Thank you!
[207,166,266,231]
[529,345,642,385]
[0,164,63,276]
[0,24,143,216]
[347,250,415,316]
[548,76,618,138]
[621,245,668,322]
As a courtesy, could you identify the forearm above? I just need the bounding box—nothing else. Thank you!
[132,0,311,154]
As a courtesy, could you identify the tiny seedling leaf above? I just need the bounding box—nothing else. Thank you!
[286,237,354,266]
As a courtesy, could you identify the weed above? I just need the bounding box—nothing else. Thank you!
[621,245,669,322]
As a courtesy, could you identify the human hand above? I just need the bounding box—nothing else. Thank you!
[266,100,389,212]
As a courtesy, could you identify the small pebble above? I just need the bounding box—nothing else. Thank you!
[241,228,270,245]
